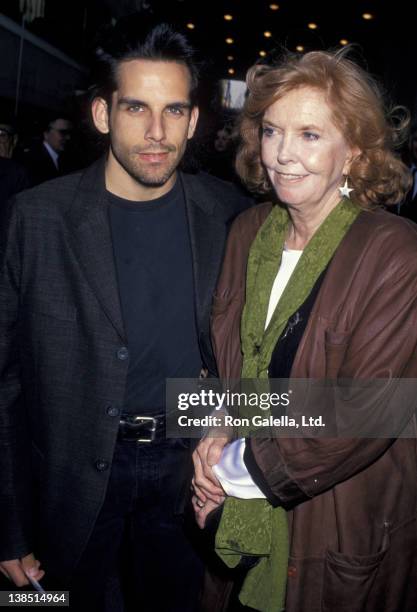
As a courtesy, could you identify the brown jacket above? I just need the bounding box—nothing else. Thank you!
[210,203,417,611]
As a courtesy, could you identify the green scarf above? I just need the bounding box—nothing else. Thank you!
[215,199,361,612]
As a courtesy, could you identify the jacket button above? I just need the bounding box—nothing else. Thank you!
[116,347,129,361]
[106,406,120,417]
[95,459,109,472]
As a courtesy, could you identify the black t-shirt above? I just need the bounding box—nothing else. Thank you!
[268,267,328,378]
[108,178,201,415]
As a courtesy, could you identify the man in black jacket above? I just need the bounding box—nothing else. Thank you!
[0,18,250,611]
[23,115,74,186]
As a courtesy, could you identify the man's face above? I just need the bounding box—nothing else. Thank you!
[44,119,72,153]
[93,59,198,200]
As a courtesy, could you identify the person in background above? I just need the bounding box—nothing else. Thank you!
[208,122,237,182]
[193,48,417,612]
[0,120,18,159]
[0,119,31,206]
[24,115,73,185]
[214,124,234,154]
[0,17,251,612]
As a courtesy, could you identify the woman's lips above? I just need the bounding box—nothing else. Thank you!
[275,172,308,183]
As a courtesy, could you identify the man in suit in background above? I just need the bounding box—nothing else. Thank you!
[24,115,73,185]
[0,17,250,611]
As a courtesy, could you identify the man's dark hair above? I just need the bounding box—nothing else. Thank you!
[42,115,72,134]
[89,15,199,107]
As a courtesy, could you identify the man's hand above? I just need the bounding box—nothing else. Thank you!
[0,553,45,587]
[192,434,229,504]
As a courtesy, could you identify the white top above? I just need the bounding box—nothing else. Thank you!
[265,248,303,328]
[213,247,303,499]
[43,141,59,169]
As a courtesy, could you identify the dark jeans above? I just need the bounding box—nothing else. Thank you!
[56,439,204,612]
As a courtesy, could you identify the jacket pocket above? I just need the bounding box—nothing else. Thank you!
[321,535,389,612]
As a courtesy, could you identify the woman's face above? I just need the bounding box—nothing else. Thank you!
[261,86,355,213]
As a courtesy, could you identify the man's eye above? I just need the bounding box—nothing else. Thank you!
[262,126,275,137]
[303,131,319,141]
[167,107,184,116]
[128,105,144,113]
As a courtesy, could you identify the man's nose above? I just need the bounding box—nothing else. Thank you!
[145,113,166,142]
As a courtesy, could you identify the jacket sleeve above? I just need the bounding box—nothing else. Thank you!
[247,225,417,508]
[211,203,273,381]
[211,213,247,381]
[0,198,33,560]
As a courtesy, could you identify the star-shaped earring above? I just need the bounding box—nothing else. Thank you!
[338,177,353,199]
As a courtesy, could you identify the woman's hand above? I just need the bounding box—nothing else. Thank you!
[192,495,224,529]
[192,435,229,505]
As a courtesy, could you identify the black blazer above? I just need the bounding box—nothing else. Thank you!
[0,159,251,577]
[0,157,32,207]
[23,143,60,186]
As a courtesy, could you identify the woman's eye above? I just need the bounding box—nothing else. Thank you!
[303,131,319,141]
[262,126,275,137]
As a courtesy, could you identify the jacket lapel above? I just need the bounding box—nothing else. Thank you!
[180,173,227,332]
[65,159,126,342]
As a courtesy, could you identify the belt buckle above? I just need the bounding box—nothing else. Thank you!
[133,416,157,443]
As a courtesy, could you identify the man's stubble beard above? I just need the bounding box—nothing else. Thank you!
[110,140,183,188]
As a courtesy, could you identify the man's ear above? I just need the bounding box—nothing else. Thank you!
[187,106,199,140]
[91,97,110,135]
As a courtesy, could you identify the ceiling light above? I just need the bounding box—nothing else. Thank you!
[259,50,267,57]
[225,37,234,44]
[269,3,279,9]
[340,39,349,45]
[224,14,233,21]
[296,45,305,52]
[227,55,234,61]
[264,31,272,38]
[362,13,374,20]
[228,68,235,75]
[308,23,318,30]
[186,23,195,30]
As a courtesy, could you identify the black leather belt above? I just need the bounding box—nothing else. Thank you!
[118,414,165,443]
